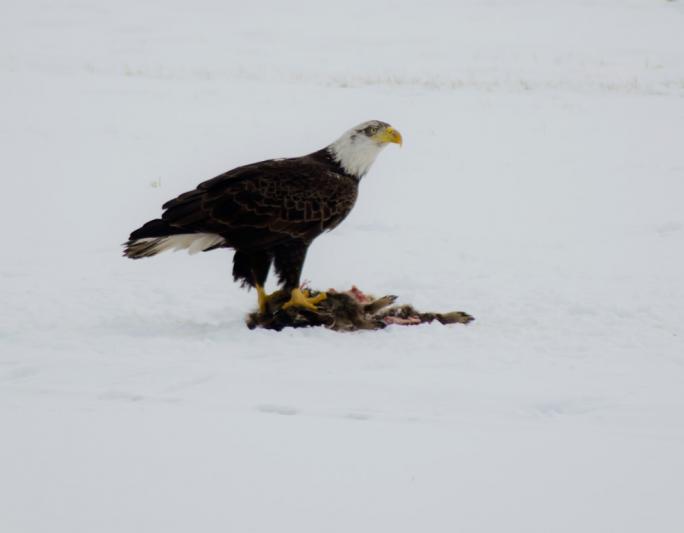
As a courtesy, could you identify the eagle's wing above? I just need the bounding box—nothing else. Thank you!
[160,157,358,249]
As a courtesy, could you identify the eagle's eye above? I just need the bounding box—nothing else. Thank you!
[366,125,379,136]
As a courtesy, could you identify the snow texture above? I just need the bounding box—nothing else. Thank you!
[1,1,684,532]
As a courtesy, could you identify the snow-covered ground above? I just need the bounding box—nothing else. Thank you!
[2,1,684,531]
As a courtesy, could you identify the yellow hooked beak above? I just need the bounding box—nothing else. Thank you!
[374,126,403,147]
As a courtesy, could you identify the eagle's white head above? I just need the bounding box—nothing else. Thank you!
[327,120,403,178]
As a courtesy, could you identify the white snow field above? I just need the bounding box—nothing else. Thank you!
[2,0,684,531]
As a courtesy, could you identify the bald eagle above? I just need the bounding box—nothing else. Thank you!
[123,120,402,311]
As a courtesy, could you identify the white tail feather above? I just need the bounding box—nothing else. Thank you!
[126,233,225,258]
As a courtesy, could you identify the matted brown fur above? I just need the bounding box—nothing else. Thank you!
[246,286,474,332]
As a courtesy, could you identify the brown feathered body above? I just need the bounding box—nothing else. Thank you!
[124,149,358,291]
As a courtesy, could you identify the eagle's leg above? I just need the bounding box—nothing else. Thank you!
[234,250,274,313]
[274,242,327,311]
[256,284,269,314]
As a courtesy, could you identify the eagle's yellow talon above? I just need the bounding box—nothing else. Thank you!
[282,288,327,311]
[309,292,327,305]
